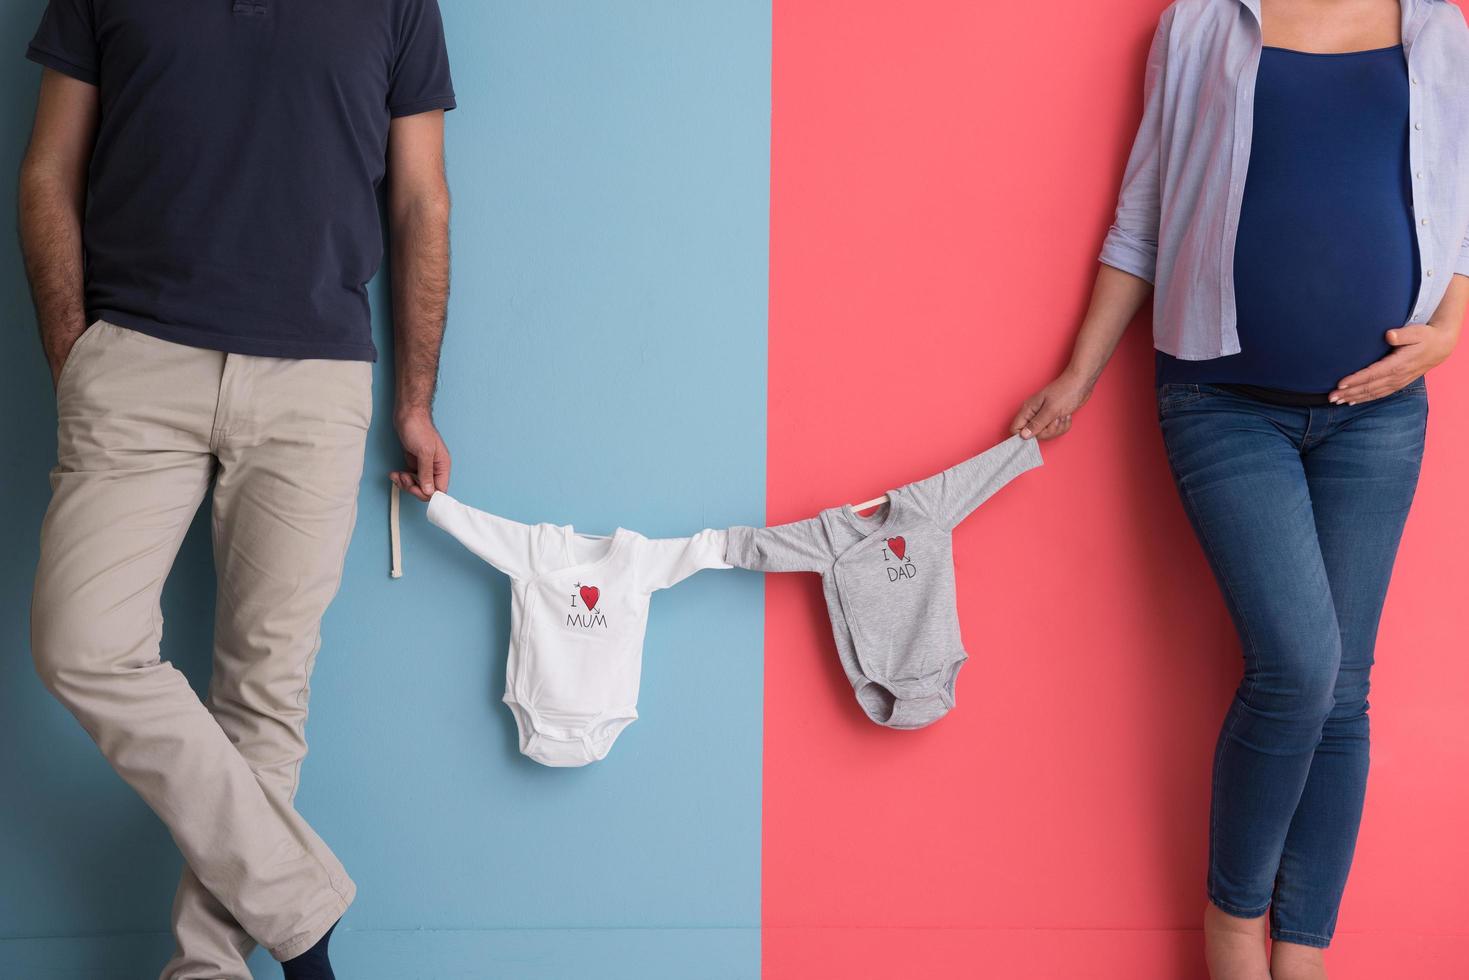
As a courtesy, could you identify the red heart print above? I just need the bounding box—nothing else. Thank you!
[580,585,600,611]
[887,537,906,560]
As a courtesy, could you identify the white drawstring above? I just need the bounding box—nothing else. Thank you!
[389,481,403,579]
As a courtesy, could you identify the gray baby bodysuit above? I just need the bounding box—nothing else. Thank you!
[726,435,1043,730]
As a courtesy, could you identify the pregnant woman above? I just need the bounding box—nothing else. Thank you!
[1012,1,1469,978]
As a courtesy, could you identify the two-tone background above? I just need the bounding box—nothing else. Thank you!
[1,2,1465,977]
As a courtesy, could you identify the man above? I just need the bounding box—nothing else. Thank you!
[19,1,455,976]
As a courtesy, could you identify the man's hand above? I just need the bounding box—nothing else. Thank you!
[391,408,451,501]
[1010,367,1095,441]
[1331,321,1460,405]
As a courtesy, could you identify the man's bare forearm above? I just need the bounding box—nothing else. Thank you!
[19,74,97,382]
[390,185,451,419]
[384,111,453,498]
[19,165,87,365]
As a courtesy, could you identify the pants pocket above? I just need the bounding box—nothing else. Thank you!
[54,319,108,395]
[1156,383,1208,416]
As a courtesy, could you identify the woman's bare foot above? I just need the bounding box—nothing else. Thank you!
[1204,901,1272,980]
[1271,940,1328,980]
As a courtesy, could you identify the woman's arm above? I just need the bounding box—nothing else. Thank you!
[1011,11,1171,440]
[1330,274,1468,405]
[1010,265,1152,439]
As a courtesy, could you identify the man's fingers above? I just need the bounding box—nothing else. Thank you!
[433,442,451,492]
[390,470,432,502]
[416,449,437,497]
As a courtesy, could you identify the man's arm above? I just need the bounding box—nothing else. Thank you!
[385,110,453,501]
[18,68,98,387]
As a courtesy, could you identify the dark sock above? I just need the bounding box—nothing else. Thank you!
[281,922,337,980]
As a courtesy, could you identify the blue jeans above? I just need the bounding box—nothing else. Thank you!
[1158,379,1427,948]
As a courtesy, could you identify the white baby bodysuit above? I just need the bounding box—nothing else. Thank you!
[427,491,730,767]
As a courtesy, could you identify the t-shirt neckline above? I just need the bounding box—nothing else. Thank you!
[559,526,629,573]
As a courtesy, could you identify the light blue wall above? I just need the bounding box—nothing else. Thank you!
[0,2,769,977]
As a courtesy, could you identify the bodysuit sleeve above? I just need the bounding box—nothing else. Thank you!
[638,529,731,593]
[725,518,833,574]
[902,435,1043,531]
[426,492,537,579]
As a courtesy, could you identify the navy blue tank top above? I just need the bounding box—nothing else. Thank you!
[1157,45,1419,396]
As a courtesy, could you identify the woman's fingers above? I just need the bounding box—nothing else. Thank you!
[1335,362,1391,395]
[1015,378,1086,440]
[1011,395,1044,437]
[1038,414,1073,440]
[1022,397,1069,439]
[1360,380,1415,403]
[1333,346,1421,403]
[1386,324,1434,348]
[1334,374,1418,405]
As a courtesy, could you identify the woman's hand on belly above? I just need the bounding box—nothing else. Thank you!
[1332,276,1468,405]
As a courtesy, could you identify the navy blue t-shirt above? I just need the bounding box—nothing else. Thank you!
[1158,45,1418,394]
[27,0,456,361]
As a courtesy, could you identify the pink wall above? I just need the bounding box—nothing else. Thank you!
[763,2,1469,977]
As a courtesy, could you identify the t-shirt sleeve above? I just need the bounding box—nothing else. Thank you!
[725,519,833,574]
[388,0,456,117]
[902,435,1043,531]
[26,0,99,86]
[638,529,731,593]
[426,492,534,579]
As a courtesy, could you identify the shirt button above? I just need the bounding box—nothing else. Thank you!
[1427,268,1435,277]
[1416,171,1424,179]
[1415,121,1423,130]
[1421,217,1430,226]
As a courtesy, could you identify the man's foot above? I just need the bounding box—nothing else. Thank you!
[1271,940,1328,980]
[282,921,337,980]
[1204,901,1271,980]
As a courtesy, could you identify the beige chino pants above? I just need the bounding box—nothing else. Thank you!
[30,321,370,974]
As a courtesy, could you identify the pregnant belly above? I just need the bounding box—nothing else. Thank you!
[1227,197,1420,393]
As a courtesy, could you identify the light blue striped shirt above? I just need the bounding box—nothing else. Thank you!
[1100,0,1469,360]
